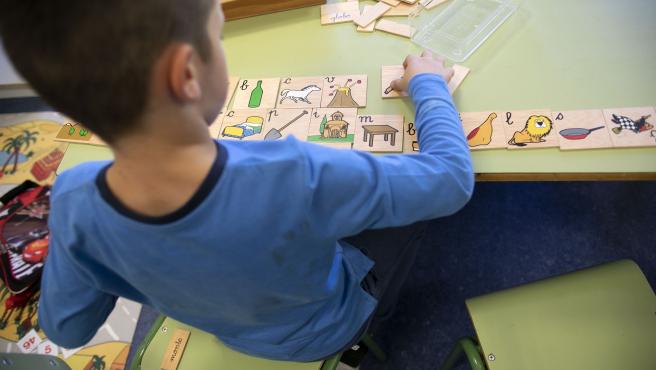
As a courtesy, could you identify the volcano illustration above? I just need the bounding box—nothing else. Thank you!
[327,79,362,108]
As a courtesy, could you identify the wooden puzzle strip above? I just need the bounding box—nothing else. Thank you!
[320,2,360,25]
[353,115,404,153]
[277,76,325,109]
[381,64,470,98]
[308,108,358,149]
[379,0,401,6]
[375,19,416,38]
[383,3,417,16]
[54,122,106,146]
[264,108,313,141]
[447,64,470,94]
[461,111,508,150]
[554,110,614,151]
[321,75,368,108]
[603,106,656,148]
[218,109,269,141]
[232,78,281,110]
[420,0,450,10]
[357,6,377,32]
[504,109,559,150]
[354,2,391,28]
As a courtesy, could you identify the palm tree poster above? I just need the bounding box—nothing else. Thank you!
[0,113,69,187]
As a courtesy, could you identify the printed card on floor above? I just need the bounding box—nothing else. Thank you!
[232,78,280,110]
[219,109,269,141]
[307,108,358,149]
[321,75,368,108]
[320,2,359,25]
[37,340,59,356]
[264,109,312,141]
[17,329,42,354]
[554,110,614,150]
[602,107,656,148]
[381,65,407,99]
[277,76,325,109]
[403,121,420,153]
[503,109,558,149]
[353,115,404,152]
[461,111,507,150]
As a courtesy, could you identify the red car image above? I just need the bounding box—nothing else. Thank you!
[22,236,49,264]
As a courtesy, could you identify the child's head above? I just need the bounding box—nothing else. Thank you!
[0,0,229,144]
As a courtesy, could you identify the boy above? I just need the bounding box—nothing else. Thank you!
[0,0,473,362]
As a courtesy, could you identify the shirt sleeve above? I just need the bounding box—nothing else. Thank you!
[38,215,117,349]
[298,73,474,239]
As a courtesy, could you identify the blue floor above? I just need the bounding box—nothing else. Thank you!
[127,181,655,369]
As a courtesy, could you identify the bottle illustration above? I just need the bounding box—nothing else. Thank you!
[248,80,264,108]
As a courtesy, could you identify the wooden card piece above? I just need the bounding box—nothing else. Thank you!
[603,107,656,148]
[225,76,240,107]
[354,2,391,28]
[219,109,269,141]
[277,76,325,109]
[384,3,417,16]
[403,120,420,153]
[400,0,419,3]
[554,110,614,150]
[380,0,401,6]
[353,115,404,152]
[161,329,191,370]
[357,6,377,32]
[381,65,407,99]
[320,2,360,25]
[448,64,470,94]
[264,108,312,141]
[307,108,358,149]
[503,109,559,149]
[420,0,450,10]
[461,111,507,150]
[321,75,368,108]
[232,78,281,110]
[53,121,106,146]
[375,19,416,38]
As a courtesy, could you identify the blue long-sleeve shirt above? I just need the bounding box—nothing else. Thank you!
[38,73,473,361]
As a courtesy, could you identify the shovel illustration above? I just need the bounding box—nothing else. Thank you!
[264,110,309,141]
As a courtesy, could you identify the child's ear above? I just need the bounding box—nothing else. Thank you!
[168,44,202,101]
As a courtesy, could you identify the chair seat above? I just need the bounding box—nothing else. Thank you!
[137,317,324,370]
[465,260,656,370]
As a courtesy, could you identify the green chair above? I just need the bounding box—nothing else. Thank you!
[440,259,656,370]
[0,354,71,369]
[130,315,386,370]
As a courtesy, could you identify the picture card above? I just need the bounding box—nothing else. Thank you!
[381,65,407,99]
[353,114,404,152]
[307,108,358,149]
[460,111,507,150]
[321,75,368,108]
[554,110,614,150]
[503,109,558,149]
[403,120,420,153]
[232,78,280,110]
[264,108,312,141]
[277,76,324,109]
[54,121,106,146]
[320,2,360,25]
[219,109,269,141]
[602,107,656,148]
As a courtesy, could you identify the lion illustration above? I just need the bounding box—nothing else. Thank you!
[508,115,553,147]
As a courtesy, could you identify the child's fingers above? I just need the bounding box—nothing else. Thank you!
[421,50,433,59]
[390,78,404,92]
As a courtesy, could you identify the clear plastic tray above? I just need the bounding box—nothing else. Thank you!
[411,0,518,62]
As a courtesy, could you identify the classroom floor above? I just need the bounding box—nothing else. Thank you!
[126,181,655,369]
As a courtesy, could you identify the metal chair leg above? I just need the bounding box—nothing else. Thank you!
[361,333,387,362]
[321,353,342,370]
[438,337,486,370]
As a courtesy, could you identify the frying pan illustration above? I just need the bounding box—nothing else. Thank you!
[559,126,605,140]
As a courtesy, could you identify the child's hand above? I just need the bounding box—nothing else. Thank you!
[390,51,454,94]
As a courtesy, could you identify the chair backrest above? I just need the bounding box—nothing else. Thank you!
[0,354,71,370]
[133,316,325,370]
[465,259,656,370]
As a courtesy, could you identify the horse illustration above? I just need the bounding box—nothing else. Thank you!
[280,85,322,104]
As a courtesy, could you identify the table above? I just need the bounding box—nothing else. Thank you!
[362,125,398,147]
[55,0,656,180]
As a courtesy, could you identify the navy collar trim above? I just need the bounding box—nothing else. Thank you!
[96,141,227,225]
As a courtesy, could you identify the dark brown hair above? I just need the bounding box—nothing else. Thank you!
[0,0,214,143]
